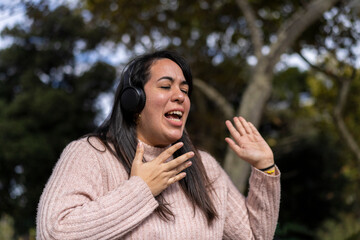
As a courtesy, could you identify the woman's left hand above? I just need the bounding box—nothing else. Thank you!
[225,116,274,170]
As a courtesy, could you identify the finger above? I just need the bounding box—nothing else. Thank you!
[233,117,246,136]
[165,151,194,171]
[248,122,261,136]
[133,142,145,165]
[225,120,241,143]
[156,142,184,163]
[170,158,193,175]
[225,137,241,149]
[168,172,187,185]
[238,117,252,134]
[225,137,246,158]
[174,160,192,175]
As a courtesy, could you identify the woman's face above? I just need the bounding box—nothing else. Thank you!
[136,58,191,147]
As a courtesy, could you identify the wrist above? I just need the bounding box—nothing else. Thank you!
[258,163,275,171]
[262,166,276,175]
[253,160,275,170]
[255,163,276,175]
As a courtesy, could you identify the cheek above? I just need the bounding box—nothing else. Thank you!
[143,94,167,118]
[148,93,167,108]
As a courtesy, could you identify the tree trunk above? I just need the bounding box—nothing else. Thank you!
[224,64,273,193]
[193,78,234,119]
[224,0,341,192]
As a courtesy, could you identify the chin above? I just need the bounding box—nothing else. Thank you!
[164,133,183,144]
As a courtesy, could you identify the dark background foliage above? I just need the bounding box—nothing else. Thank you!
[0,0,359,239]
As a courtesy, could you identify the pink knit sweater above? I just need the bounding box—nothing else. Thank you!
[36,137,280,239]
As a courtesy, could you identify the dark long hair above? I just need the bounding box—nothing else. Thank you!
[88,50,218,224]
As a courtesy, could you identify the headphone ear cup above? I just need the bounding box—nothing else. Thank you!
[120,86,146,113]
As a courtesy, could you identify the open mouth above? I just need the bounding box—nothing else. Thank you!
[164,110,183,122]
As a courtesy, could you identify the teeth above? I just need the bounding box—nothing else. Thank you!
[170,118,181,122]
[167,111,183,117]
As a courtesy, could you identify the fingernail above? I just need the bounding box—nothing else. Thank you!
[189,151,194,157]
[187,161,192,166]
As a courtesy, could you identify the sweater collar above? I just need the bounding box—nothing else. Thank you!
[138,140,173,162]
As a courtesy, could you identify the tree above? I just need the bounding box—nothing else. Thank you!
[83,0,344,192]
[298,52,360,234]
[224,0,341,192]
[265,67,353,237]
[80,0,360,236]
[1,0,358,236]
[0,3,115,235]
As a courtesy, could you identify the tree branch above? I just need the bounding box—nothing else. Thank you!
[268,0,340,69]
[235,0,263,59]
[333,78,360,162]
[300,53,360,163]
[332,66,360,162]
[193,78,234,119]
[298,52,342,82]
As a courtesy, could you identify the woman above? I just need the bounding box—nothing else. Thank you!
[36,50,280,239]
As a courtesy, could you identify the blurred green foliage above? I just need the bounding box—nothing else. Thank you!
[0,3,115,237]
[0,0,359,239]
[316,212,360,240]
[0,214,15,240]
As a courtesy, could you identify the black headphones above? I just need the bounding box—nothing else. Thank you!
[120,64,146,113]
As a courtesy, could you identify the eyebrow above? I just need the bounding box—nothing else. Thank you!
[157,76,188,86]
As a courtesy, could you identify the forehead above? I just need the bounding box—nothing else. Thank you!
[149,59,184,77]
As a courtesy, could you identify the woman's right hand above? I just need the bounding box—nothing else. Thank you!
[130,142,193,196]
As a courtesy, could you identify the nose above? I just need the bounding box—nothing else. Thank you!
[171,87,186,103]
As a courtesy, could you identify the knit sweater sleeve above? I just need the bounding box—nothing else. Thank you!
[223,166,280,240]
[36,139,159,240]
[200,151,280,240]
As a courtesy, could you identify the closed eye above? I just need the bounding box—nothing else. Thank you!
[160,86,171,89]
[181,89,189,94]
[159,85,188,94]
